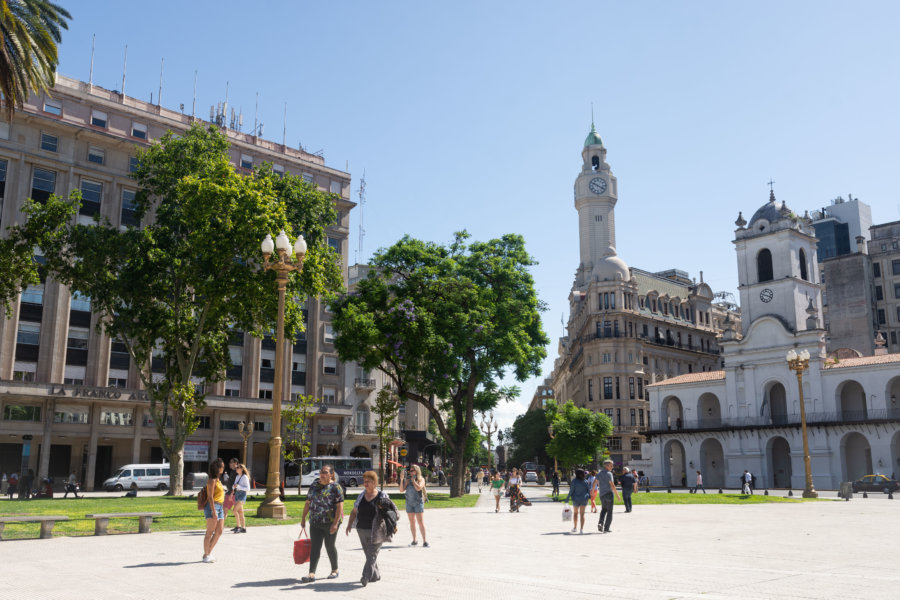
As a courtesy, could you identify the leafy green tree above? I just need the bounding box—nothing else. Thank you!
[0,191,75,316]
[545,400,613,469]
[33,124,343,494]
[372,387,402,489]
[507,407,552,469]
[282,392,318,490]
[0,0,71,119]
[330,232,547,496]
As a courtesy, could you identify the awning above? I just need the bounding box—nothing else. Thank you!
[386,460,403,467]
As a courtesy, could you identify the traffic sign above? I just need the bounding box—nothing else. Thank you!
[399,446,408,457]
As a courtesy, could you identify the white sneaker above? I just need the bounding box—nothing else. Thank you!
[206,555,216,563]
[571,527,577,533]
[202,555,211,563]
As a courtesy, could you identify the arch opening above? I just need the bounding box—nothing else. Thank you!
[757,248,774,282]
[767,436,792,488]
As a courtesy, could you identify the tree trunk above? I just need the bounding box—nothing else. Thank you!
[450,442,468,498]
[167,446,185,496]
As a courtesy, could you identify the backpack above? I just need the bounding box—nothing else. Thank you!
[197,485,208,510]
[377,492,399,534]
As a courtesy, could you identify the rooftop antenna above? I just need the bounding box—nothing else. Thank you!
[121,45,127,96]
[591,101,594,125]
[191,70,197,118]
[253,92,259,137]
[223,81,229,127]
[89,33,95,88]
[282,102,287,147]
[158,58,164,106]
[357,171,367,261]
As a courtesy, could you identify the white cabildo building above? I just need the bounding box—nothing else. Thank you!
[646,192,900,491]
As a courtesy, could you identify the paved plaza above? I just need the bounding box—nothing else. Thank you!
[2,490,899,599]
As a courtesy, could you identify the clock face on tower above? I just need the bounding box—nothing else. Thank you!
[589,177,607,195]
[760,288,774,303]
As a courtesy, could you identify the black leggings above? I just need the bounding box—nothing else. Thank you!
[308,523,338,573]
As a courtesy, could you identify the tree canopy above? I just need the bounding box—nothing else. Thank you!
[506,406,552,470]
[32,123,343,494]
[0,0,71,119]
[545,400,613,469]
[330,231,548,496]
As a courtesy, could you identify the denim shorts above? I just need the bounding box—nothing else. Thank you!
[204,502,224,520]
[234,490,247,503]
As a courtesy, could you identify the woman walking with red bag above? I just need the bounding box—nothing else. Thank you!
[298,464,344,584]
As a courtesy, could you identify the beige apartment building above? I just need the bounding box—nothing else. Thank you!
[545,126,739,468]
[0,75,359,490]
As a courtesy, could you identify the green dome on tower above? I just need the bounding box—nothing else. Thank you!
[584,123,603,147]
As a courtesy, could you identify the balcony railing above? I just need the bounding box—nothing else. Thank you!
[348,424,401,437]
[354,378,376,390]
[613,425,648,434]
[647,408,900,434]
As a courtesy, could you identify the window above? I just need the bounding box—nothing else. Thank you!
[70,291,90,311]
[44,99,62,115]
[327,237,341,253]
[897,307,900,322]
[261,358,273,369]
[322,386,337,404]
[91,110,107,128]
[121,189,139,228]
[302,173,314,183]
[107,378,127,388]
[54,406,89,424]
[324,324,334,344]
[603,377,613,400]
[878,309,886,325]
[21,283,44,305]
[100,409,133,426]
[330,180,341,194]
[240,154,253,170]
[272,164,284,176]
[588,379,593,402]
[799,248,809,281]
[892,332,898,346]
[639,409,644,426]
[67,326,89,350]
[895,283,900,299]
[630,408,636,426]
[615,377,621,399]
[258,389,273,400]
[892,259,900,276]
[16,322,40,345]
[323,356,337,375]
[608,437,622,451]
[293,355,306,372]
[224,388,240,397]
[40,132,58,152]
[88,146,104,164]
[873,263,881,278]
[604,408,613,420]
[629,377,635,399]
[3,404,41,421]
[630,438,641,452]
[129,157,139,173]
[757,248,773,282]
[131,122,147,139]
[637,378,644,400]
[197,416,211,429]
[616,408,621,425]
[80,180,102,217]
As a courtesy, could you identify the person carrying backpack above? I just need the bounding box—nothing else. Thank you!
[345,471,399,587]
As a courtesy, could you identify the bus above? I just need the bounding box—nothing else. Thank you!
[284,456,373,488]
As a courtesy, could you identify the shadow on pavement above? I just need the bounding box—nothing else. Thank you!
[283,581,360,592]
[233,578,300,588]
[125,561,197,568]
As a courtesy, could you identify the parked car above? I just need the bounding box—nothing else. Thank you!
[102,463,171,491]
[851,474,900,494]
[524,470,538,483]
[184,472,209,490]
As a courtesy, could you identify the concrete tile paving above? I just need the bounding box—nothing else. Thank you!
[2,491,898,599]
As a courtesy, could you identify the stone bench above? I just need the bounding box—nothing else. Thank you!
[0,515,70,539]
[85,512,163,535]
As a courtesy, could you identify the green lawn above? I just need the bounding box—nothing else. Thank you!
[549,492,831,504]
[0,491,478,540]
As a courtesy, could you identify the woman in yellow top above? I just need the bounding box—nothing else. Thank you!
[203,458,226,563]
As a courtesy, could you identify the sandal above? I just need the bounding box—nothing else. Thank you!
[327,571,339,579]
[300,576,315,583]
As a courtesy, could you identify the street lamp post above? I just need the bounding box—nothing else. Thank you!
[786,349,818,498]
[257,230,306,519]
[547,423,558,476]
[479,412,498,469]
[238,421,254,466]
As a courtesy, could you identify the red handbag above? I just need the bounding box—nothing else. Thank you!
[293,534,311,564]
[223,492,235,510]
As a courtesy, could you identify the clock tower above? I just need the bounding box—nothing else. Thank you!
[574,123,625,290]
[733,190,823,334]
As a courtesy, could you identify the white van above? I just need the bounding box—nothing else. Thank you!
[102,463,171,491]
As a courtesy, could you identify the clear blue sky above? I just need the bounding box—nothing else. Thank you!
[58,1,900,431]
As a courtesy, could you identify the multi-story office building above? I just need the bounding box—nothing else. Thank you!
[870,221,900,352]
[545,126,740,467]
[0,75,354,490]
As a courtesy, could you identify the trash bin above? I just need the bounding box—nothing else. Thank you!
[839,481,853,501]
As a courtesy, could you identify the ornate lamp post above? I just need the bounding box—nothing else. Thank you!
[257,230,306,518]
[479,412,498,469]
[238,421,254,466]
[786,349,818,498]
